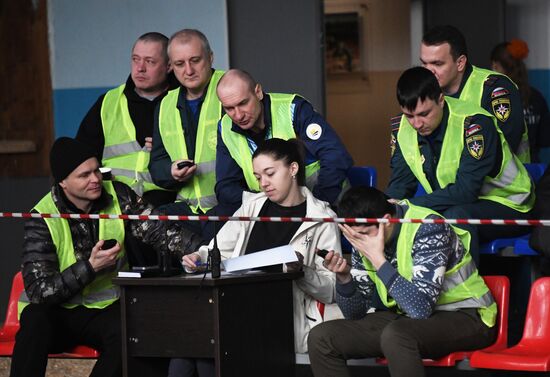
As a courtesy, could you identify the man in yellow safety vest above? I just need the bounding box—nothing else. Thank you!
[10,137,202,377]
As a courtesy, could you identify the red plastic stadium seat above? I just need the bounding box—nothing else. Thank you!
[0,271,99,359]
[377,275,509,367]
[0,272,24,356]
[317,301,325,319]
[470,277,550,371]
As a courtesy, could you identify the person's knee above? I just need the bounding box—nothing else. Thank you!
[95,306,122,350]
[380,321,418,355]
[18,304,55,336]
[97,322,121,351]
[307,324,325,353]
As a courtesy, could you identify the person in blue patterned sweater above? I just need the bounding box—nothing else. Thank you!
[308,186,497,377]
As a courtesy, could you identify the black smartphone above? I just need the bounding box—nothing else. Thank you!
[316,249,329,259]
[102,239,118,250]
[177,161,195,169]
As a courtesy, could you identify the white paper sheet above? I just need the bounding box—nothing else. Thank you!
[222,245,298,273]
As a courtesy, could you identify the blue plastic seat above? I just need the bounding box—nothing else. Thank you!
[513,235,539,256]
[347,166,377,188]
[341,166,377,253]
[479,238,517,255]
[523,163,547,183]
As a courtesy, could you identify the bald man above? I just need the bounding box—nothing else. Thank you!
[215,69,353,210]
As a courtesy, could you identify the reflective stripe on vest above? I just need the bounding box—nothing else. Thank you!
[460,66,530,162]
[397,97,533,213]
[361,202,497,327]
[158,70,224,213]
[19,181,127,314]
[100,84,167,196]
[220,93,321,191]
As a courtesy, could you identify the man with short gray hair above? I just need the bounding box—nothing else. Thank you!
[149,29,225,240]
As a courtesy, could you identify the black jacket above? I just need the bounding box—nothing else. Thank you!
[22,181,202,305]
[76,74,179,206]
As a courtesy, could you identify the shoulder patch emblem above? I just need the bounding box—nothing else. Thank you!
[306,123,322,140]
[465,124,482,137]
[491,87,509,99]
[491,97,511,122]
[466,135,484,159]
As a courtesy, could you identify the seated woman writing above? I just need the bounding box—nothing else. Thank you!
[182,138,342,354]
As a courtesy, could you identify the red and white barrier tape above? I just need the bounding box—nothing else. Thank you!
[0,212,549,226]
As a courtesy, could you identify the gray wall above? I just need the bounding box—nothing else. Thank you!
[226,0,325,113]
[0,178,50,317]
[424,0,506,68]
[49,0,230,137]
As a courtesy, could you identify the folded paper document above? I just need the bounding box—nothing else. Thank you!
[222,245,298,273]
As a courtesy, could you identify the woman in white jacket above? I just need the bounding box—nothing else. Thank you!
[182,138,342,354]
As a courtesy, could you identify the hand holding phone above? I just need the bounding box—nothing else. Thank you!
[101,239,118,250]
[177,160,195,169]
[316,249,329,259]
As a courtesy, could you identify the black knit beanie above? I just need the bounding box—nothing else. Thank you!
[50,137,97,182]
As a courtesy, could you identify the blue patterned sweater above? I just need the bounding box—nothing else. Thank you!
[336,204,466,319]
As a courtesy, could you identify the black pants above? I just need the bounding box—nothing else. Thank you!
[308,309,496,377]
[10,302,122,377]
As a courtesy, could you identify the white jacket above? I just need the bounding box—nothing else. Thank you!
[195,187,342,352]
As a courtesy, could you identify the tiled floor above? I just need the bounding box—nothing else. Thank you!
[0,358,95,377]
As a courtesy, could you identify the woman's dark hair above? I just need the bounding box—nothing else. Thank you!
[397,67,442,112]
[337,186,395,225]
[490,41,531,107]
[422,25,468,60]
[252,138,306,186]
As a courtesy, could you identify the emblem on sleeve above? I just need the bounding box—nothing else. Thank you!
[306,123,322,140]
[465,124,482,137]
[466,135,484,159]
[491,98,511,122]
[491,87,509,99]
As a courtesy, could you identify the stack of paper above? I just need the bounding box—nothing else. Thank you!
[222,245,298,273]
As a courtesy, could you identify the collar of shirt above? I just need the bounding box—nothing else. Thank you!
[230,92,273,136]
[175,83,207,111]
[449,63,473,98]
[174,68,218,110]
[52,183,112,215]
[125,74,172,104]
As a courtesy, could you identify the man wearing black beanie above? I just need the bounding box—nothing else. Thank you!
[10,137,203,377]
